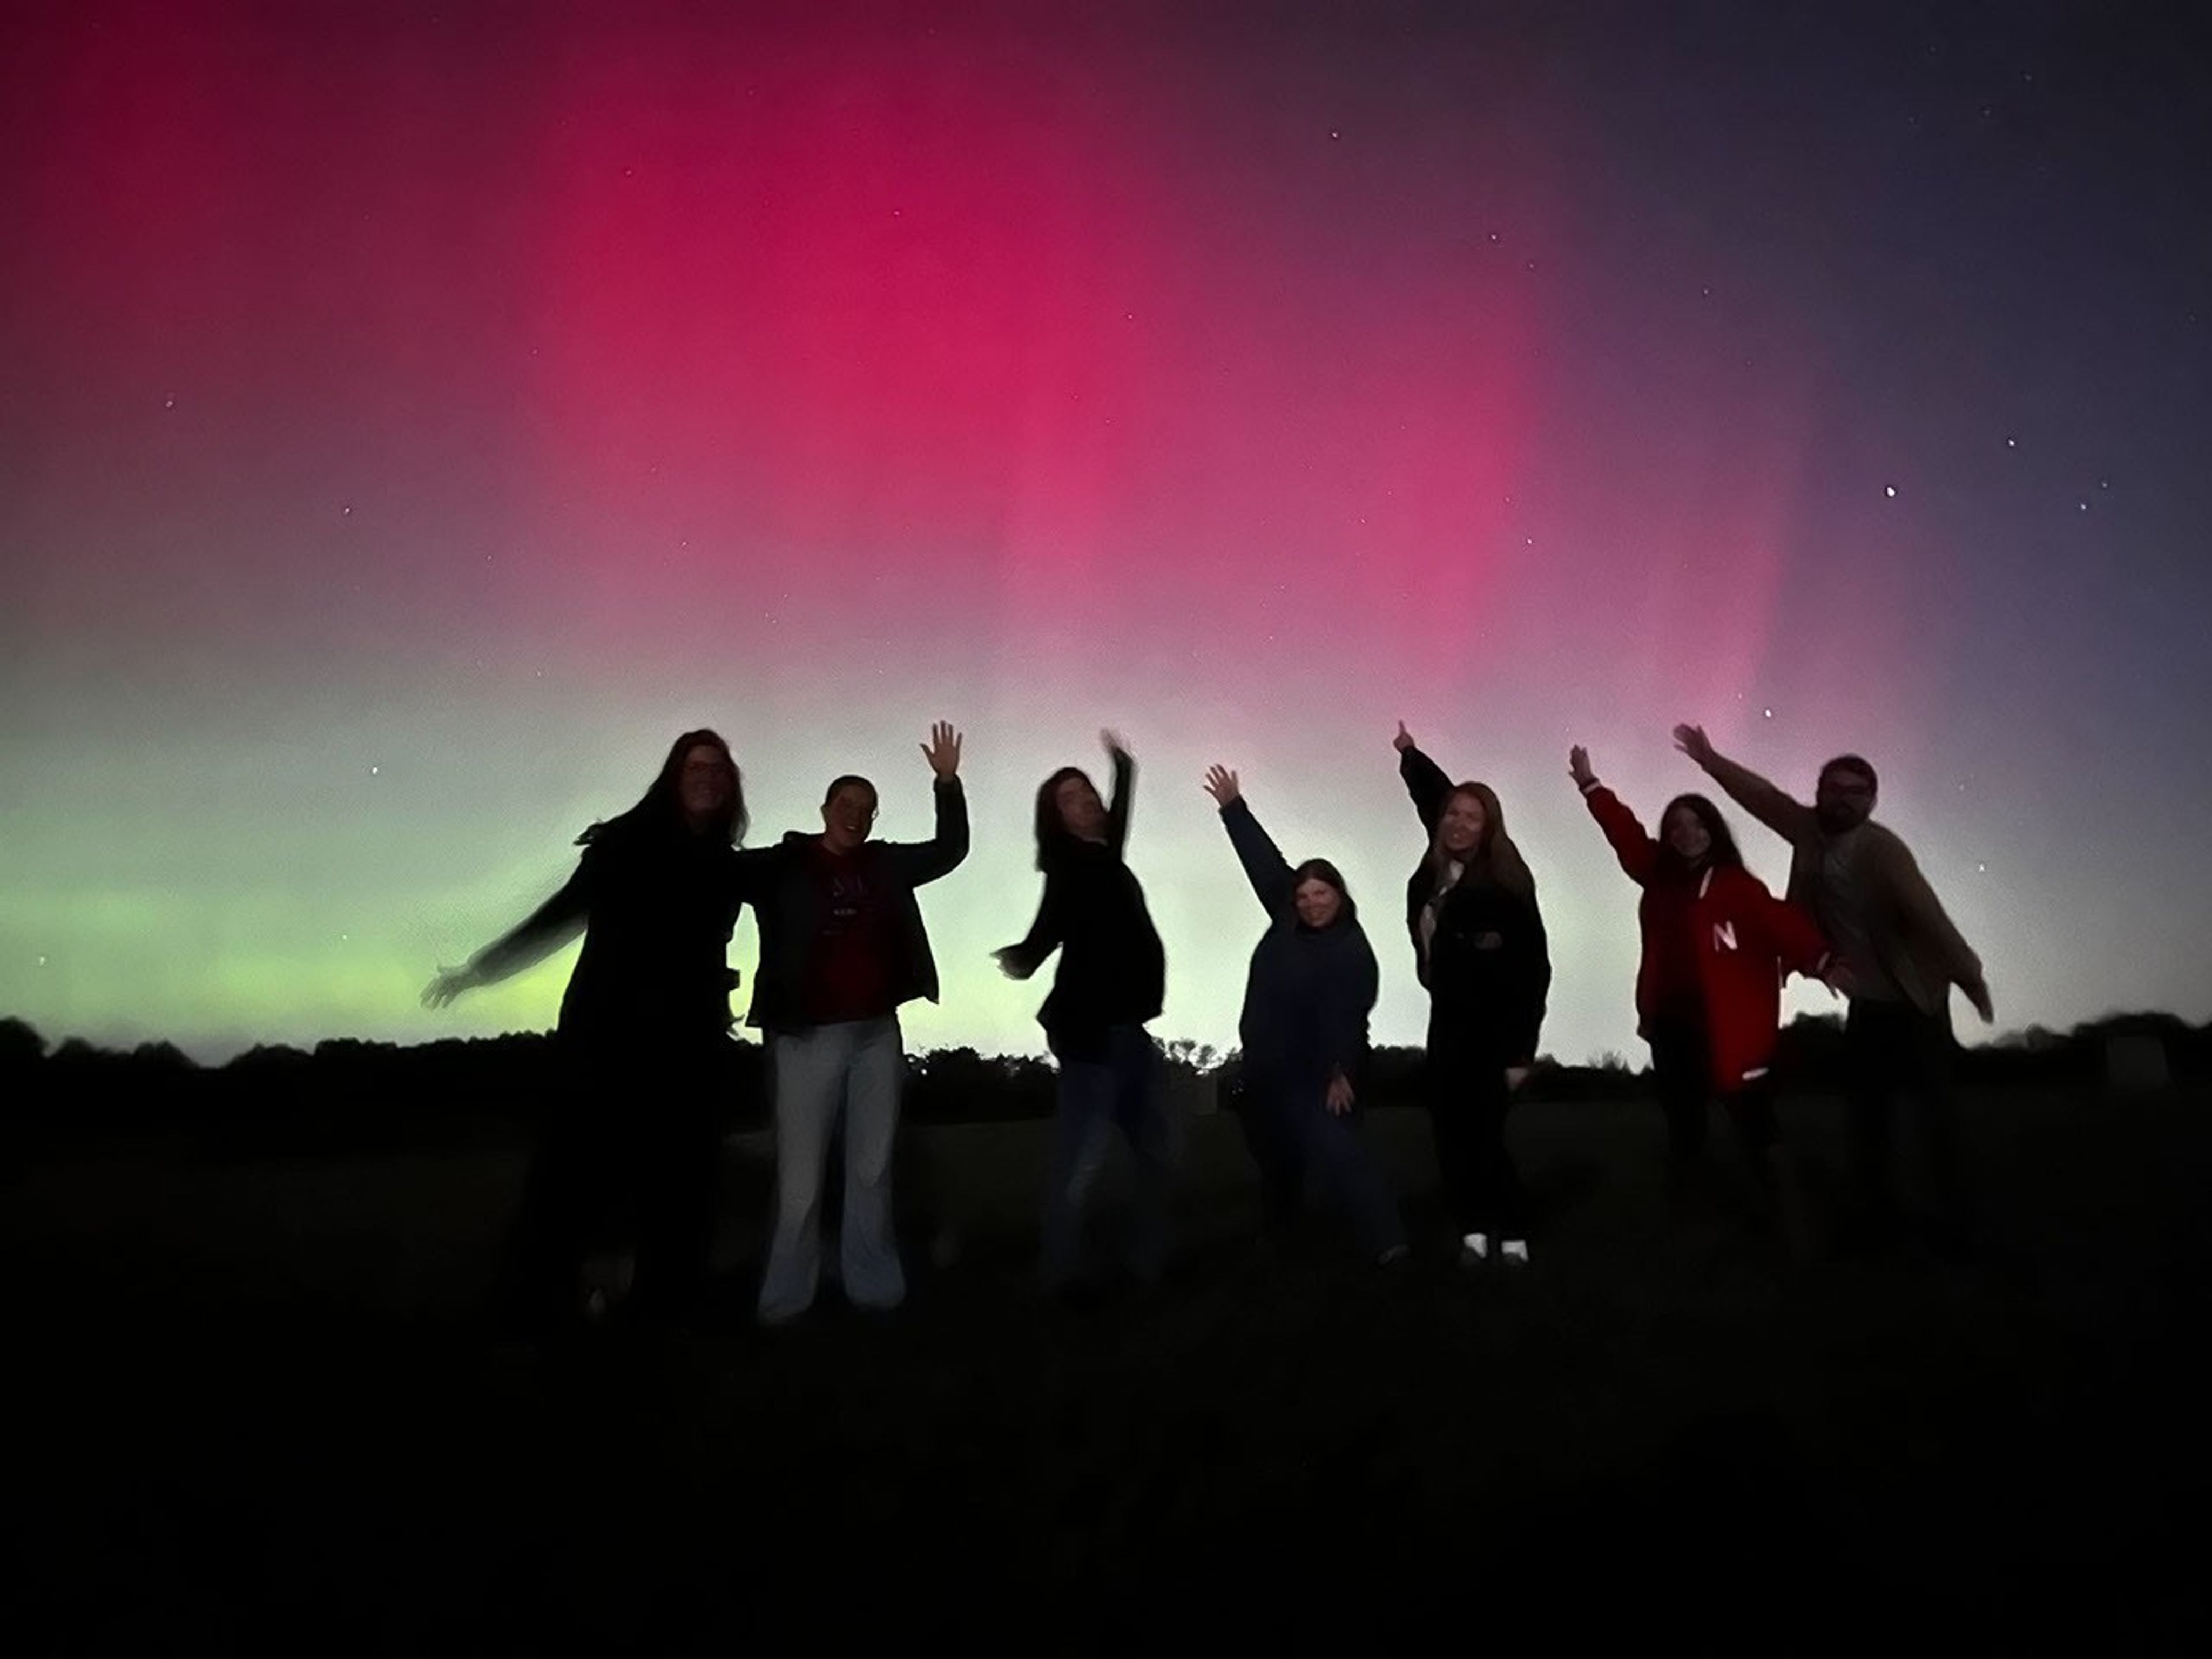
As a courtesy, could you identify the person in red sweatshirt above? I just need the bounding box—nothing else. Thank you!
[1568,744,1846,1256]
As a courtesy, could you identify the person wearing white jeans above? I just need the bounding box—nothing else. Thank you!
[757,1013,907,1323]
[734,722,969,1326]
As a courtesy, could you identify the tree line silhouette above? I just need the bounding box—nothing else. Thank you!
[3,1010,2201,1155]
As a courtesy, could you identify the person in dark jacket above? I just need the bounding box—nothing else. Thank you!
[740,721,968,1325]
[1569,744,1842,1256]
[1203,763,1407,1267]
[1394,721,1551,1268]
[996,730,1173,1297]
[423,728,749,1334]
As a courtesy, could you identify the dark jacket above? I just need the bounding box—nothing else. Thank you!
[736,778,969,1034]
[1399,746,1550,1065]
[1218,797,1378,1089]
[468,811,744,1048]
[999,749,1166,1060]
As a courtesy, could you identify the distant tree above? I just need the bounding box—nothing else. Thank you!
[905,1046,1054,1124]
[0,1016,47,1069]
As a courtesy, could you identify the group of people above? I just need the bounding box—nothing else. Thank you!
[424,715,1993,1334]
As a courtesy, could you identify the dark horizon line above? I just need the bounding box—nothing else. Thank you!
[5,1006,2208,1077]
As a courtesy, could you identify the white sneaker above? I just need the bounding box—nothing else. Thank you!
[1458,1232,1490,1268]
[1500,1238,1531,1266]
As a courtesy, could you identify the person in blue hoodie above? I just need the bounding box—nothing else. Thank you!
[1203,764,1408,1269]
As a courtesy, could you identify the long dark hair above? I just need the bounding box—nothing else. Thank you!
[1291,857,1358,926]
[1031,765,1098,871]
[1426,781,1535,896]
[579,728,747,848]
[1655,792,1742,880]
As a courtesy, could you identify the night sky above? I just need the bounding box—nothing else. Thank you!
[5,1,2207,1067]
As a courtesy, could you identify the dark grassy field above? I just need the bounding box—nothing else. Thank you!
[6,1082,2209,1654]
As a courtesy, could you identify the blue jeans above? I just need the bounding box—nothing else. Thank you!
[757,1015,906,1322]
[1239,1066,1406,1260]
[1039,1025,1173,1290]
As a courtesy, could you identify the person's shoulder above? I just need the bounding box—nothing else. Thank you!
[1851,819,1917,862]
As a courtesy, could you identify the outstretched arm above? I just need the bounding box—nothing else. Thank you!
[1884,839,1994,1023]
[1204,765,1294,916]
[1758,888,1837,987]
[1102,730,1135,856]
[994,874,1065,981]
[1673,723,1818,844]
[422,859,592,1007]
[887,720,970,886]
[1395,721,1453,834]
[1570,745,1659,884]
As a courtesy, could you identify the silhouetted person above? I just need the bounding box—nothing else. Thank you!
[1203,763,1407,1268]
[740,722,967,1325]
[423,729,748,1336]
[1675,724,1994,1257]
[1570,744,1844,1257]
[997,730,1173,1299]
[1395,722,1550,1269]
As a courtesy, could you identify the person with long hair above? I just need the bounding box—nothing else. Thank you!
[1569,744,1842,1255]
[423,729,749,1335]
[996,730,1173,1299]
[1674,723,1994,1258]
[740,722,968,1327]
[1202,763,1407,1269]
[1394,721,1550,1268]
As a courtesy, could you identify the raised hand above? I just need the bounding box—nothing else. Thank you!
[1568,745,1595,790]
[1505,1065,1531,1092]
[1202,764,1241,808]
[421,963,480,1009]
[990,946,1034,982]
[1101,728,1130,760]
[1393,721,1415,754]
[1673,723,1715,767]
[921,719,962,779]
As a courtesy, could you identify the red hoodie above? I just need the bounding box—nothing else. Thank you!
[1582,784,1833,1092]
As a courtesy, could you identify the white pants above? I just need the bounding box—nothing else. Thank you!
[757,1015,906,1323]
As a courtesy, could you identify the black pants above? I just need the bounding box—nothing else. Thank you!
[1648,1016,1782,1164]
[1844,997,1969,1242]
[500,1037,730,1329]
[1425,1039,1526,1239]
